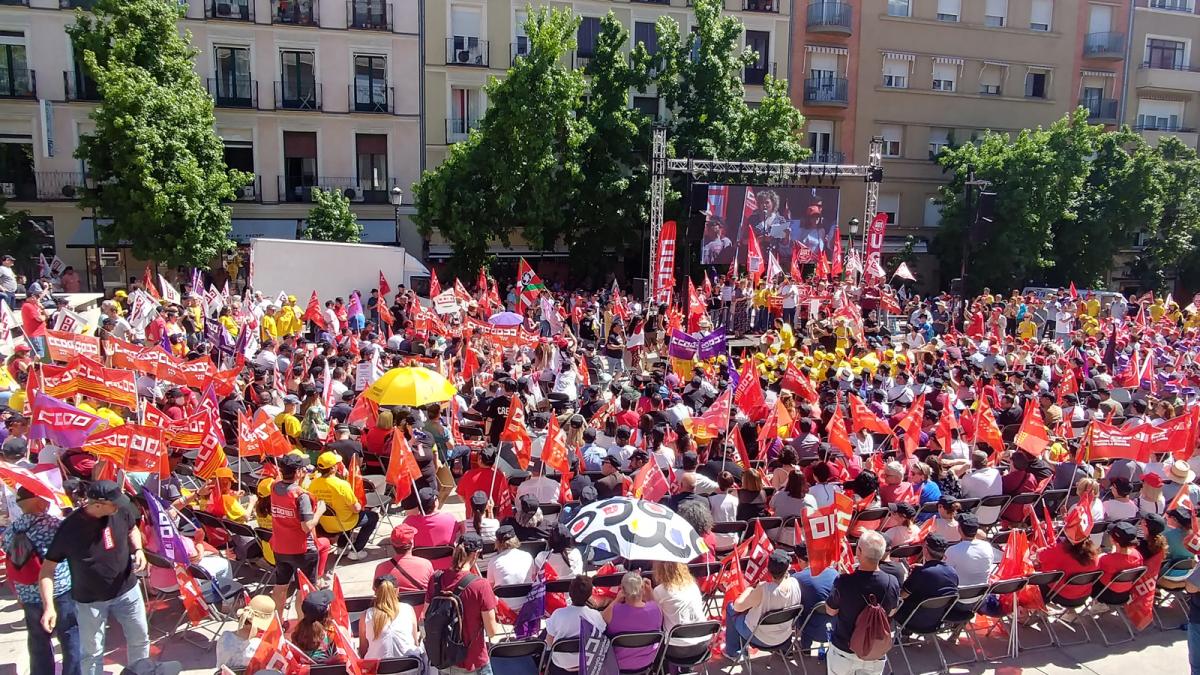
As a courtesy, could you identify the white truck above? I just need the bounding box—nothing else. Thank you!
[248,238,430,301]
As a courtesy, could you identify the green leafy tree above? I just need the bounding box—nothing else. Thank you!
[0,199,47,279]
[414,7,586,276]
[740,75,809,163]
[1136,137,1200,291]
[68,0,249,268]
[303,188,363,243]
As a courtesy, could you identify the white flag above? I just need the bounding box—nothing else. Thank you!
[52,308,88,334]
[626,324,645,349]
[765,252,783,282]
[158,274,181,305]
[275,291,288,309]
[203,284,225,316]
[0,300,16,336]
[49,255,66,276]
[893,262,917,282]
[845,249,863,275]
[128,289,158,330]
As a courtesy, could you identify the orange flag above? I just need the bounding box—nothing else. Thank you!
[499,394,532,469]
[895,394,926,461]
[933,408,960,454]
[973,396,1006,464]
[175,566,209,626]
[347,453,366,507]
[826,396,854,458]
[1014,401,1050,458]
[849,394,892,435]
[385,431,420,504]
[542,414,570,475]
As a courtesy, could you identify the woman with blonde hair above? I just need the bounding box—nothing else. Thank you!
[651,561,706,645]
[358,575,422,660]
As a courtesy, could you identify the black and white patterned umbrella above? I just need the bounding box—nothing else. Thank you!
[564,497,708,563]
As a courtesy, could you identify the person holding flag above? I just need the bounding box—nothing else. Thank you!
[723,549,802,659]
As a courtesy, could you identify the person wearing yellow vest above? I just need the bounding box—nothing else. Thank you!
[260,305,280,343]
[307,451,378,561]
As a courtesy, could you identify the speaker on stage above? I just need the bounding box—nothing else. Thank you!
[632,277,648,299]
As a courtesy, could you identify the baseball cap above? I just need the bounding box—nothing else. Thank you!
[86,480,125,504]
[1111,477,1133,497]
[1142,473,1164,488]
[458,532,484,553]
[283,394,301,405]
[1,436,28,459]
[1110,520,1139,546]
[767,549,792,574]
[924,534,950,554]
[937,495,958,509]
[956,512,979,534]
[496,524,517,541]
[315,451,342,470]
[389,523,417,548]
[277,453,308,472]
[601,455,621,469]
[470,490,489,511]
[1143,513,1167,537]
[892,502,917,519]
[256,478,276,498]
[1,255,13,262]
[519,493,540,513]
[300,589,333,620]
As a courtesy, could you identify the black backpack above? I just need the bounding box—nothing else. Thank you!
[423,571,480,669]
[5,529,42,585]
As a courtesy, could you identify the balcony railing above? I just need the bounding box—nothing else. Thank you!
[744,0,779,12]
[446,117,479,143]
[575,54,593,71]
[234,175,261,202]
[277,176,394,203]
[349,84,394,113]
[446,38,489,67]
[1146,0,1194,12]
[0,179,36,201]
[1080,98,1118,122]
[347,0,391,30]
[63,70,99,101]
[274,81,322,110]
[279,175,317,203]
[631,0,670,4]
[807,2,852,31]
[0,70,36,99]
[805,151,845,164]
[803,77,849,105]
[208,78,259,108]
[206,0,253,20]
[0,0,29,6]
[1141,60,1200,72]
[35,171,87,200]
[1083,32,1125,58]
[271,0,318,26]
[510,41,531,67]
[59,0,95,8]
[744,62,776,86]
[1133,123,1195,132]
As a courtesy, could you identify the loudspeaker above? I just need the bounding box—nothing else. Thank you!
[949,277,964,295]
[690,183,709,212]
[631,277,648,299]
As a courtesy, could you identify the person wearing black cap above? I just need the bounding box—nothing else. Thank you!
[455,445,508,519]
[894,533,959,632]
[504,493,556,541]
[943,513,997,595]
[722,548,802,659]
[1138,514,1172,588]
[291,589,340,663]
[424,532,501,672]
[595,455,628,499]
[325,423,363,467]
[1093,521,1144,609]
[268,453,328,611]
[4,486,80,675]
[39,480,149,675]
[486,524,534,613]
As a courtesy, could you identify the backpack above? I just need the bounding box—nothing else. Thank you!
[5,528,43,585]
[849,593,892,661]
[423,571,480,669]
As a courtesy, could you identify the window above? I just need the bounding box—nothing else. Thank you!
[1088,4,1112,34]
[1030,0,1052,31]
[984,0,1007,27]
[451,6,481,40]
[807,120,834,161]
[979,63,1004,95]
[514,10,529,58]
[936,0,960,22]
[352,55,388,112]
[449,86,479,141]
[279,50,316,108]
[924,196,942,227]
[0,32,30,98]
[214,46,252,105]
[577,16,602,58]
[745,31,770,84]
[633,96,659,119]
[878,193,900,225]
[1081,86,1103,108]
[932,62,957,92]
[887,0,910,17]
[1149,0,1195,11]
[1137,99,1184,130]
[882,57,909,88]
[880,126,902,157]
[809,53,838,83]
[635,22,658,56]
[450,6,485,65]
[1024,69,1048,98]
[0,139,34,199]
[928,127,951,159]
[224,140,255,198]
[283,131,317,201]
[1147,38,1187,69]
[355,134,387,190]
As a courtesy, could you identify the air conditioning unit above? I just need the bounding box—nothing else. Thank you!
[456,50,472,64]
[344,187,363,202]
[216,2,233,16]
[239,184,256,200]
[0,183,15,199]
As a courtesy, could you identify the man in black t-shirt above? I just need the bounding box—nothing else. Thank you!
[485,379,516,446]
[39,480,149,675]
[826,530,900,675]
[326,423,364,466]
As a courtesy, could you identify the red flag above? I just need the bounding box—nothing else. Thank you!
[895,394,925,460]
[830,232,843,277]
[848,394,891,435]
[826,398,854,458]
[745,227,764,284]
[1014,401,1051,457]
[692,388,732,438]
[1169,481,1195,513]
[800,492,854,575]
[1068,281,1079,300]
[733,358,766,419]
[331,623,364,675]
[915,515,937,543]
[499,394,532,469]
[542,414,571,475]
[347,453,366,507]
[814,251,829,280]
[477,268,489,296]
[462,346,480,382]
[686,279,705,332]
[630,460,669,502]
[933,409,960,455]
[378,270,391,299]
[330,575,351,631]
[385,431,420,504]
[781,363,819,405]
[302,291,326,329]
[143,264,161,300]
[175,566,209,626]
[741,520,775,584]
[245,614,311,675]
[702,270,713,297]
[973,396,1006,462]
[516,258,544,309]
[577,354,590,387]
[429,267,442,300]
[1063,495,1096,544]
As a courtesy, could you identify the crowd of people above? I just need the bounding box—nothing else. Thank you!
[1,260,1200,675]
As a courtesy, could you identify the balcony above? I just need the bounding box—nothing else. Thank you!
[207,78,258,108]
[278,176,393,203]
[271,0,318,26]
[206,0,253,20]
[234,175,261,202]
[575,53,593,71]
[274,81,322,110]
[349,84,394,113]
[803,77,848,106]
[0,179,36,201]
[347,0,391,30]
[63,70,99,101]
[59,0,95,8]
[744,62,776,86]
[807,2,852,34]
[631,0,670,4]
[0,70,36,99]
[743,0,779,11]
[446,38,489,67]
[806,151,845,164]
[1145,0,1194,12]
[446,117,479,143]
[1083,32,1125,60]
[1136,61,1200,92]
[279,175,316,203]
[1135,126,1199,148]
[1080,98,1118,123]
[35,171,87,200]
[510,41,531,67]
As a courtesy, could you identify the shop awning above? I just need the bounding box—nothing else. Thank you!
[69,218,299,247]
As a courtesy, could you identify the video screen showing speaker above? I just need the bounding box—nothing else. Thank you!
[697,184,841,269]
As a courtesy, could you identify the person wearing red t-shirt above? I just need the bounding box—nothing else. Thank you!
[375,523,433,595]
[456,446,509,518]
[424,533,501,674]
[1035,534,1100,606]
[20,296,46,358]
[1094,521,1144,606]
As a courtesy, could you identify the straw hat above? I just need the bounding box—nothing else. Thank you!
[237,595,276,631]
[1167,460,1196,485]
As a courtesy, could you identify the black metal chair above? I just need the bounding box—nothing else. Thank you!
[937,584,991,667]
[712,520,748,554]
[608,630,664,675]
[733,604,804,675]
[412,545,455,562]
[488,638,544,675]
[375,656,424,675]
[343,595,374,636]
[794,601,829,675]
[977,576,1031,660]
[540,637,580,673]
[1040,570,1105,647]
[891,593,960,675]
[1015,570,1065,652]
[849,507,890,533]
[1154,557,1197,630]
[656,621,721,674]
[974,494,1010,530]
[222,518,272,587]
[1087,566,1148,646]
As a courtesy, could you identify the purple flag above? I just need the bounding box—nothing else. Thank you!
[667,329,699,360]
[697,326,728,360]
[143,488,190,565]
[28,393,102,448]
[579,617,618,675]
[513,572,546,638]
[348,291,364,319]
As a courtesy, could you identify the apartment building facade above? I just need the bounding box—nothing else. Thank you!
[0,0,422,292]
[1125,0,1200,149]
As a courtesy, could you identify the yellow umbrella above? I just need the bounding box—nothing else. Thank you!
[364,367,458,407]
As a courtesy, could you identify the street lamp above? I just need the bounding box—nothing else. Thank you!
[390,186,403,245]
[848,217,860,252]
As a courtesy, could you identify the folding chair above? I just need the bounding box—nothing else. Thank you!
[489,639,544,675]
[308,665,350,675]
[539,502,562,516]
[733,604,804,675]
[956,498,980,513]
[794,602,829,675]
[973,494,1010,531]
[1087,566,1147,646]
[540,637,580,674]
[891,593,959,675]
[343,595,374,636]
[656,621,721,675]
[748,516,783,542]
[193,510,234,551]
[222,519,271,585]
[171,563,245,648]
[492,583,533,636]
[375,656,424,675]
[1153,557,1197,630]
[608,630,664,675]
[712,520,748,554]
[889,544,923,569]
[141,550,181,642]
[848,507,889,534]
[977,576,1031,660]
[327,518,367,572]
[1039,570,1104,647]
[412,545,455,565]
[1003,493,1041,525]
[1011,571,1063,652]
[1040,489,1069,516]
[935,584,990,668]
[917,501,939,517]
